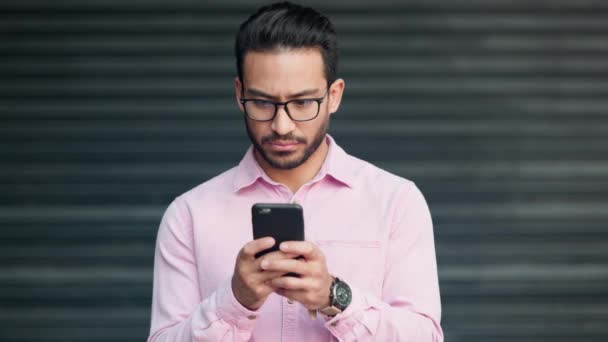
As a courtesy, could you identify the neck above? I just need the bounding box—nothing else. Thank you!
[255,138,329,194]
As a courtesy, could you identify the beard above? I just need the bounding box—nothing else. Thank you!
[245,116,330,170]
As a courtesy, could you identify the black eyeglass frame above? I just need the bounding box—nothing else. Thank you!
[239,89,329,122]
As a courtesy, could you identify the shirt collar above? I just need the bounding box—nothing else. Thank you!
[232,134,354,193]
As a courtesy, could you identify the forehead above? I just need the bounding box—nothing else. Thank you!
[242,48,326,95]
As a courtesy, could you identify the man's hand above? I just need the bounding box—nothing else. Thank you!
[231,237,299,310]
[261,241,333,310]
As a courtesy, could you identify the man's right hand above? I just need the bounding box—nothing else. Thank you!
[231,237,298,310]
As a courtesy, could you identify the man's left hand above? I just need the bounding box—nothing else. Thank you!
[260,241,333,310]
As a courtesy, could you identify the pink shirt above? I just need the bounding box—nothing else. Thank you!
[148,135,443,341]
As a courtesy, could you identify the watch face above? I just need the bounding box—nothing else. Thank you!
[334,281,352,308]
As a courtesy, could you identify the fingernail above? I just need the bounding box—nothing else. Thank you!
[261,260,269,269]
[281,243,288,250]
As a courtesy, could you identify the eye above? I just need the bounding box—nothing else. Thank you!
[291,99,315,108]
[251,100,274,109]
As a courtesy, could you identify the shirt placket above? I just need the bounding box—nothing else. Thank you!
[282,296,298,342]
[281,183,312,341]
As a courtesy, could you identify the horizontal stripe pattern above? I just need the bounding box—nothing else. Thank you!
[1,0,607,341]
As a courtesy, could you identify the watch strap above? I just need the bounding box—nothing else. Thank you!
[319,276,343,317]
[319,305,342,317]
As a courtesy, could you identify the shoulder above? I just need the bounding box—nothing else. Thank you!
[155,165,239,241]
[176,165,240,206]
[347,153,417,193]
[159,165,238,219]
[345,153,429,214]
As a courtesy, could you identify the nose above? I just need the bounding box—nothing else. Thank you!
[270,104,296,136]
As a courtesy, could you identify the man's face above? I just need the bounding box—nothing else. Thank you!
[236,48,343,170]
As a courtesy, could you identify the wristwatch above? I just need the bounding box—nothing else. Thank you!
[320,277,352,317]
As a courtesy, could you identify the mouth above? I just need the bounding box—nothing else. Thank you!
[266,140,301,152]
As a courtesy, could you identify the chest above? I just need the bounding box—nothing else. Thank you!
[191,188,392,298]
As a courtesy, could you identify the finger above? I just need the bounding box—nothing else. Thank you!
[260,250,300,263]
[251,254,299,283]
[279,240,321,260]
[256,269,289,282]
[277,289,327,311]
[270,275,310,290]
[253,250,300,274]
[241,237,275,259]
[240,250,300,283]
[260,258,308,275]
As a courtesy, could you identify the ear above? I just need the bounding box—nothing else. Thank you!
[235,77,244,112]
[327,78,345,115]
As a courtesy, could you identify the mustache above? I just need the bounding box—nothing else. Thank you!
[261,133,307,144]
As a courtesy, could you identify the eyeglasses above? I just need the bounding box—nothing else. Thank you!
[240,90,329,122]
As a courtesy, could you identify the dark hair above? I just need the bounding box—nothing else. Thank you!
[235,1,338,85]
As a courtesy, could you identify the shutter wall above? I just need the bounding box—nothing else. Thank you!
[1,0,607,341]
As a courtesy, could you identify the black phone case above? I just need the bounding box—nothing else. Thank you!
[252,203,305,258]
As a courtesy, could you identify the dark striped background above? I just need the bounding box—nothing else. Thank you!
[1,0,607,341]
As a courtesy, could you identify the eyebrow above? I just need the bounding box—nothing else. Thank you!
[245,87,321,100]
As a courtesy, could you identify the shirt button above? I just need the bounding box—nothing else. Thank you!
[330,321,338,327]
[247,315,257,320]
[287,300,294,304]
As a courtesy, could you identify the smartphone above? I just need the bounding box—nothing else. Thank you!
[252,203,305,258]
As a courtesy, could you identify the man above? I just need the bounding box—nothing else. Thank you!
[148,2,443,341]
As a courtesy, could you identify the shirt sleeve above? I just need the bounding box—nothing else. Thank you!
[148,197,259,342]
[324,183,444,342]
